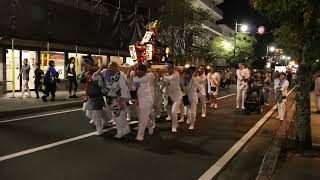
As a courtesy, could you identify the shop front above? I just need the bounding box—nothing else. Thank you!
[5,49,37,91]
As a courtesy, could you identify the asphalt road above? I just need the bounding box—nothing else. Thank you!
[0,87,276,180]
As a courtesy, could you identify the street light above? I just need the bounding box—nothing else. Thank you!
[266,45,276,61]
[240,24,249,32]
[269,46,275,52]
[234,22,249,61]
[223,41,233,50]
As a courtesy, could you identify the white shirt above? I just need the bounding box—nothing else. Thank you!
[186,77,203,102]
[207,72,220,88]
[275,79,289,96]
[133,73,155,100]
[236,68,250,89]
[163,71,183,101]
[196,73,207,96]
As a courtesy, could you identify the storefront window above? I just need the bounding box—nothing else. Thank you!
[68,53,87,74]
[92,55,108,67]
[41,51,65,79]
[6,49,20,91]
[22,50,37,90]
[110,56,124,65]
[125,57,137,66]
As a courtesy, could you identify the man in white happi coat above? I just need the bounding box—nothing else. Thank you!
[236,63,251,109]
[133,64,156,141]
[162,61,183,132]
[98,62,131,138]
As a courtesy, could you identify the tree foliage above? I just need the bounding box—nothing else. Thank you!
[251,0,320,151]
[210,34,257,65]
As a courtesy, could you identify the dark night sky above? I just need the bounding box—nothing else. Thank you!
[219,0,273,58]
[219,0,267,30]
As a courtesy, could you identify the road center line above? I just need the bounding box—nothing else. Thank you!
[198,88,295,180]
[0,121,138,162]
[217,93,236,100]
[0,93,235,124]
[0,108,82,124]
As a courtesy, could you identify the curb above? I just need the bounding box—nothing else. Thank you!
[256,101,296,180]
[0,101,83,119]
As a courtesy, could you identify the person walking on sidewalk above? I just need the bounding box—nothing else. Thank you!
[67,57,78,98]
[314,71,320,113]
[42,60,60,102]
[196,65,207,117]
[275,72,289,121]
[162,61,183,133]
[224,68,232,88]
[18,58,31,98]
[133,64,155,141]
[207,66,220,109]
[34,63,44,99]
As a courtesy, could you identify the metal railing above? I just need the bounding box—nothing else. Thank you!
[204,21,223,34]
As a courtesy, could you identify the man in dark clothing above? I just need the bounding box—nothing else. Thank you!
[34,63,44,98]
[67,57,78,98]
[42,60,59,102]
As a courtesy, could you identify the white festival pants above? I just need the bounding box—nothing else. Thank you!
[277,99,286,120]
[167,97,182,130]
[236,87,248,108]
[86,110,106,133]
[22,80,31,97]
[105,98,130,136]
[137,97,155,139]
[187,98,198,128]
[198,93,207,115]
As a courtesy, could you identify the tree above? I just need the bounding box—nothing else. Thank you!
[251,0,320,151]
[158,0,213,62]
[210,34,257,66]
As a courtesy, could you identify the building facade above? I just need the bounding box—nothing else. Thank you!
[0,0,155,93]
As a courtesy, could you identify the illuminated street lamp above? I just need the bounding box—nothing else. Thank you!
[269,46,275,52]
[234,22,250,60]
[223,41,233,50]
[240,24,249,32]
[266,45,276,61]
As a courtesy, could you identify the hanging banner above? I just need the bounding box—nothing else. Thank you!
[146,44,153,60]
[140,31,153,44]
[129,45,137,61]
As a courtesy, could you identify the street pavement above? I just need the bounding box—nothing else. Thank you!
[0,87,277,180]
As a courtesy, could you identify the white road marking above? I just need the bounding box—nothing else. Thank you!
[0,121,138,162]
[218,93,236,100]
[198,88,295,180]
[0,93,236,124]
[0,108,82,124]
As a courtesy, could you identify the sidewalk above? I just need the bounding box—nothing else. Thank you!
[0,91,84,119]
[273,93,320,180]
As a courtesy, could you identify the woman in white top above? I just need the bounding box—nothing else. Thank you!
[133,64,155,141]
[182,68,203,130]
[207,66,220,109]
[196,65,208,117]
[162,61,183,132]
